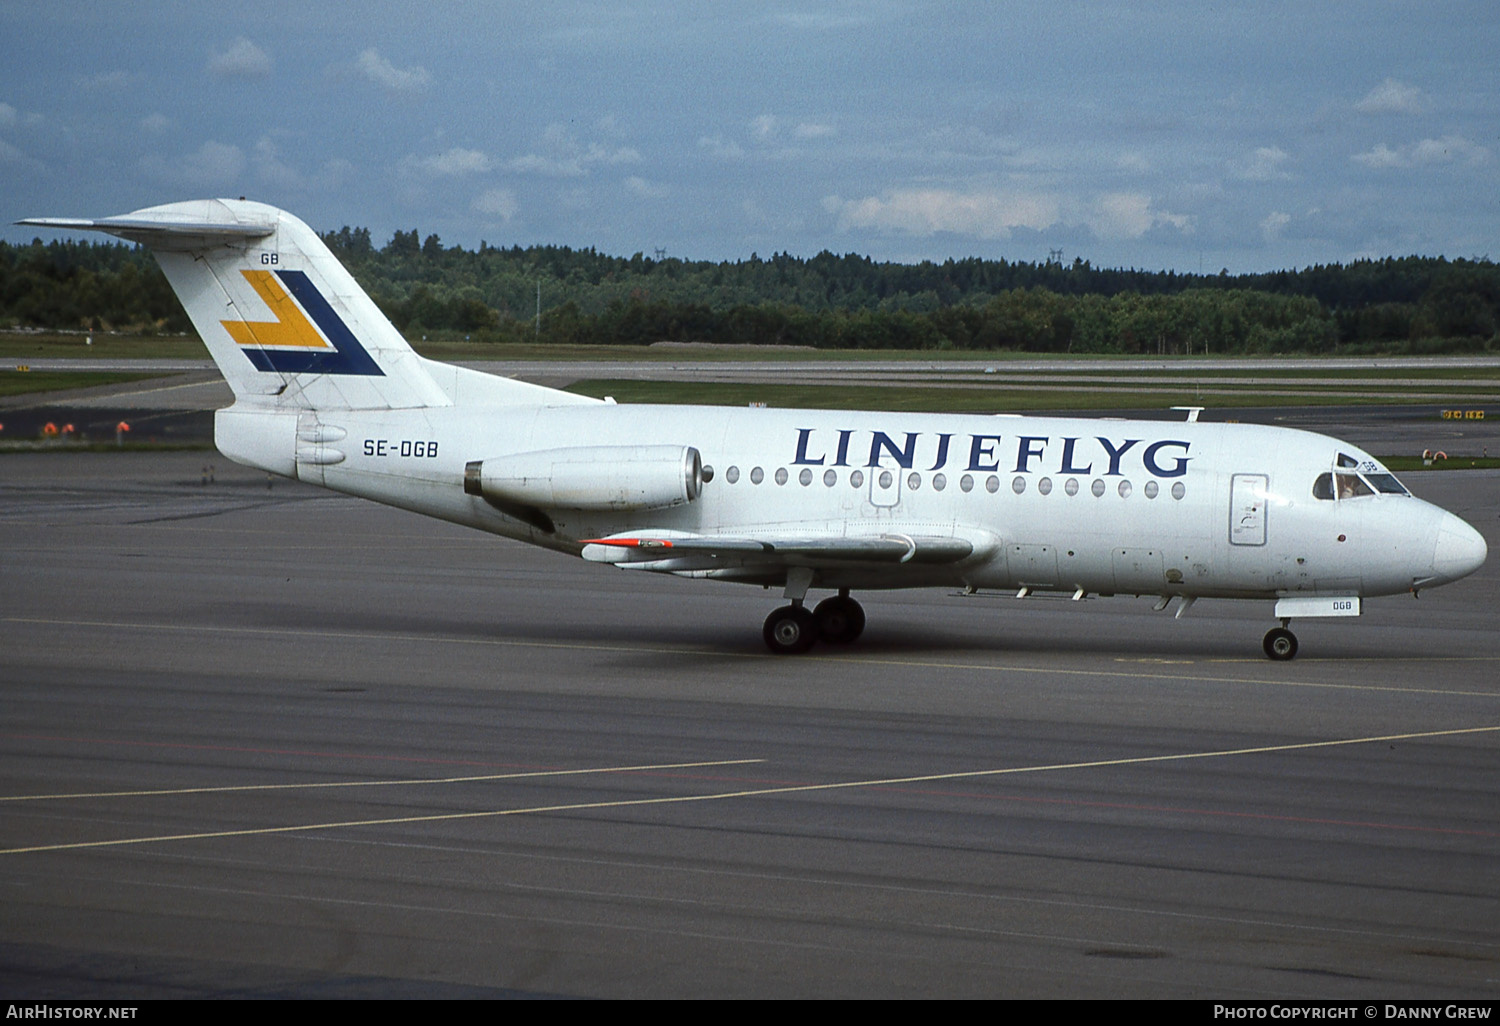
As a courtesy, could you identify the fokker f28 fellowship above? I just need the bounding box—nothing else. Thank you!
[20,200,1488,659]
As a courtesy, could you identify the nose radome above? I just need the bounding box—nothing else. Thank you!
[1432,514,1487,583]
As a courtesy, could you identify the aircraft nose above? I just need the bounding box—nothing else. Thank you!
[1431,513,1487,583]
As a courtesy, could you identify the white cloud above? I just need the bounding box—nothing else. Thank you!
[253,136,303,188]
[139,112,171,134]
[698,134,744,159]
[410,147,492,176]
[1352,143,1402,169]
[247,135,350,193]
[355,48,430,92]
[472,188,518,221]
[828,187,1190,242]
[0,105,42,169]
[1237,146,1292,181]
[208,37,272,79]
[768,10,874,30]
[1261,211,1291,242]
[186,141,246,185]
[506,153,585,177]
[506,124,640,177]
[1409,135,1488,164]
[1355,78,1425,115]
[1353,134,1489,168]
[793,122,835,140]
[828,188,1061,239]
[1090,193,1154,239]
[595,144,641,165]
[625,175,668,198]
[750,114,778,139]
[142,140,246,188]
[1090,192,1191,240]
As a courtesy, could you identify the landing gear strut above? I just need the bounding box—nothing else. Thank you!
[1262,624,1298,661]
[763,590,866,654]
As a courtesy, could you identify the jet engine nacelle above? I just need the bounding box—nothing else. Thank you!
[464,444,702,511]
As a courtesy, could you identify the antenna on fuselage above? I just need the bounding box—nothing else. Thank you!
[1171,406,1204,423]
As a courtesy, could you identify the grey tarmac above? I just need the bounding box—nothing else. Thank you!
[2,449,1498,998]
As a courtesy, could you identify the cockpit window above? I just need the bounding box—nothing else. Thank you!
[1316,469,1407,500]
[1337,452,1360,469]
[1336,473,1374,499]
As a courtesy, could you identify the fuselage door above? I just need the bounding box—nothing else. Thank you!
[869,467,901,508]
[1229,473,1269,547]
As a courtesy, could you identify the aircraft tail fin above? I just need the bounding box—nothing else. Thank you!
[18,199,580,412]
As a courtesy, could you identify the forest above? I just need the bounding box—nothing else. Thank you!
[3,226,1497,356]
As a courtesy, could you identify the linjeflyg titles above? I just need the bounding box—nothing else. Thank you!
[790,428,1192,478]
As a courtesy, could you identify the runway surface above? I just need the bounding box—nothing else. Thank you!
[2,452,1498,998]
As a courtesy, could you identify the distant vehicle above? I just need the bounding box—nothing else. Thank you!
[20,200,1487,658]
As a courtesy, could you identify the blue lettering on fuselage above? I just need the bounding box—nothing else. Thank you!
[868,431,918,469]
[968,434,1004,472]
[1059,437,1092,475]
[1142,439,1190,477]
[789,429,1191,478]
[1097,437,1141,476]
[1014,436,1048,473]
[793,427,824,465]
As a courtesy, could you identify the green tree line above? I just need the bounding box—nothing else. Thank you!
[4,228,1497,355]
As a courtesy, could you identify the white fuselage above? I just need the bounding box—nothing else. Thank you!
[222,401,1478,602]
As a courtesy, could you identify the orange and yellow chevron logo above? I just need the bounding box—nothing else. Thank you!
[221,270,331,350]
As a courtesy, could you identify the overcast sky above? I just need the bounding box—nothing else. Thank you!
[3,1,1496,272]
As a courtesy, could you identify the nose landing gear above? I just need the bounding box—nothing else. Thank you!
[1262,623,1299,661]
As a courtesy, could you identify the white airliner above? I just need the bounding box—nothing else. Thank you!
[19,199,1488,659]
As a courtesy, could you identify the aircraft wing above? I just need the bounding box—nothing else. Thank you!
[581,531,974,572]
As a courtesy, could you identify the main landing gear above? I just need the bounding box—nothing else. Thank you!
[1262,621,1299,661]
[763,589,866,655]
